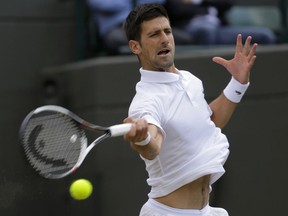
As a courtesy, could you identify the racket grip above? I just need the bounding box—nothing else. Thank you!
[109,123,132,137]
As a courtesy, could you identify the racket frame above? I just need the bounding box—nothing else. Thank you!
[19,105,132,179]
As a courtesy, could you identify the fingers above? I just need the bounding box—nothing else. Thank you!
[123,118,149,143]
[212,34,257,82]
[123,117,133,124]
[212,56,228,67]
[247,42,258,63]
[243,36,258,64]
[236,34,257,59]
[243,36,252,56]
[235,34,243,54]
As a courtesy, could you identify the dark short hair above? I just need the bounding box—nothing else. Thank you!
[124,4,170,41]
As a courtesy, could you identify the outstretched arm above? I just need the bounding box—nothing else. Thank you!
[209,34,257,128]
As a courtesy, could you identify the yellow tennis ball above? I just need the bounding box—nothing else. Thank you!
[69,179,93,200]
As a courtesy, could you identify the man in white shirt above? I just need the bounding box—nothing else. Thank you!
[123,4,257,216]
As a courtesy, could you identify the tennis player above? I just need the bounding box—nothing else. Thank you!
[123,4,257,216]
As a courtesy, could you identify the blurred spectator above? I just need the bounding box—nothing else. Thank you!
[86,0,130,54]
[87,0,276,55]
[164,0,277,45]
[86,0,192,55]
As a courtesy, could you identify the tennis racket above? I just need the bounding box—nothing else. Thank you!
[19,105,132,179]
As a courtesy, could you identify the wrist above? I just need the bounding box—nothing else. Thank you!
[223,77,250,103]
[135,132,151,146]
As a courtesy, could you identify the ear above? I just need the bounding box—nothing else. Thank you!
[129,40,141,55]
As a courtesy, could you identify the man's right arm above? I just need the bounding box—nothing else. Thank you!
[123,117,163,160]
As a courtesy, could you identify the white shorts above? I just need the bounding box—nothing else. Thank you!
[139,199,229,216]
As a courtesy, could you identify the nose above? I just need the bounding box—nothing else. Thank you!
[160,31,169,44]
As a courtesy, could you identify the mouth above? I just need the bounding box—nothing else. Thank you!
[157,48,170,56]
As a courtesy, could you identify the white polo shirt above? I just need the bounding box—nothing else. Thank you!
[129,68,230,198]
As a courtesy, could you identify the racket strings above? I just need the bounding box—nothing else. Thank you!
[22,111,86,178]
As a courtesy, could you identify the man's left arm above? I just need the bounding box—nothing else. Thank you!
[209,34,257,128]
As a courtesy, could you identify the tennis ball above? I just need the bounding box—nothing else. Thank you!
[69,179,93,200]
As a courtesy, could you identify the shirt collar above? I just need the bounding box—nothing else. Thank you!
[140,68,180,83]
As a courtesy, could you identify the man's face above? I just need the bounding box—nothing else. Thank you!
[130,17,175,72]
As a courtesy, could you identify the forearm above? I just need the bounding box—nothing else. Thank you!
[131,124,163,160]
[209,75,250,128]
[209,93,237,129]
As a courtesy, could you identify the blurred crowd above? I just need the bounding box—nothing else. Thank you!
[86,0,277,55]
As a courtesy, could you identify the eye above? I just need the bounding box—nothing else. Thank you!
[149,32,159,37]
[165,29,172,35]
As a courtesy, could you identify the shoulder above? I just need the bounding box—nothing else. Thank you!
[178,70,202,83]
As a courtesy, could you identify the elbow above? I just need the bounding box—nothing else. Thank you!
[141,148,160,160]
[211,117,227,129]
[143,152,159,160]
[140,144,161,160]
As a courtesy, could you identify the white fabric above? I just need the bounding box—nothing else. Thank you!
[139,199,229,216]
[135,132,151,146]
[223,77,250,103]
[129,68,230,198]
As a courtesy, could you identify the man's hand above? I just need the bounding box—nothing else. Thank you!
[123,117,149,144]
[212,34,258,84]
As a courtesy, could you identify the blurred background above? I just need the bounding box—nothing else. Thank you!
[0,0,287,215]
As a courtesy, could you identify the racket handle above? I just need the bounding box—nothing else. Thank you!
[109,123,132,137]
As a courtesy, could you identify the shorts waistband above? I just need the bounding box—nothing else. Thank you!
[147,199,209,216]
